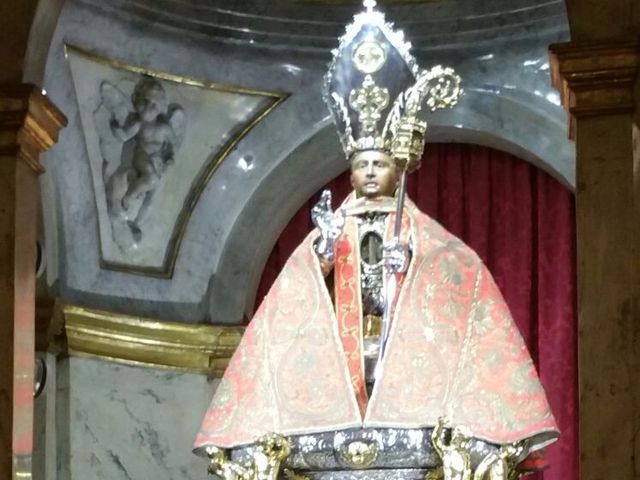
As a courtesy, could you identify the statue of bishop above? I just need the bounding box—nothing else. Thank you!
[194,2,558,479]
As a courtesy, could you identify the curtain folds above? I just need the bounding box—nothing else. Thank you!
[255,143,577,480]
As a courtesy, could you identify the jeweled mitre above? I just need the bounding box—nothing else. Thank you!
[324,0,462,170]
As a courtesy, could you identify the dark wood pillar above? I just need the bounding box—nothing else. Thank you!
[549,41,640,480]
[0,84,65,479]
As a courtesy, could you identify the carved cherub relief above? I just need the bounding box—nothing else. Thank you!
[98,75,185,248]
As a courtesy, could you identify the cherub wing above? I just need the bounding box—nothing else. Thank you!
[166,105,186,148]
[99,81,132,127]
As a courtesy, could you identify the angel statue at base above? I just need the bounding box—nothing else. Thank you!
[193,2,559,479]
[99,75,185,245]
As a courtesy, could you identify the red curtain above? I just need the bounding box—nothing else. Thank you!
[256,143,577,480]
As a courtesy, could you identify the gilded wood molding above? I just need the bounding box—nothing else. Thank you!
[63,304,244,377]
[549,41,640,124]
[0,84,67,174]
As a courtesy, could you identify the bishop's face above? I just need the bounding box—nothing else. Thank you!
[350,150,398,198]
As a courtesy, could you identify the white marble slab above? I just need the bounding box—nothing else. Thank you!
[57,357,217,479]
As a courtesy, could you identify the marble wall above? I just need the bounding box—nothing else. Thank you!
[35,357,216,480]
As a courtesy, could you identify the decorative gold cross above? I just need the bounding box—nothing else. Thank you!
[349,75,390,134]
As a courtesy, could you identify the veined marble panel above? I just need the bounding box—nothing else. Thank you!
[66,45,286,276]
[57,357,216,479]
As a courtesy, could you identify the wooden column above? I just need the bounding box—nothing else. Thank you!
[0,85,65,479]
[549,41,640,480]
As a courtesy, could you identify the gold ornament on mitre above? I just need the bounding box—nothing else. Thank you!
[323,0,463,171]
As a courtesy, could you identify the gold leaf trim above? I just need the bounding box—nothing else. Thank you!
[0,84,67,174]
[63,304,243,377]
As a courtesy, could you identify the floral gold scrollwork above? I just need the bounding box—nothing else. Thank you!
[207,434,292,480]
[349,75,389,135]
[402,66,462,115]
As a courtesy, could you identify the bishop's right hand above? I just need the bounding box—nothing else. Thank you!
[311,190,345,262]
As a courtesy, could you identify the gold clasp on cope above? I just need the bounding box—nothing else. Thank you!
[338,440,379,469]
